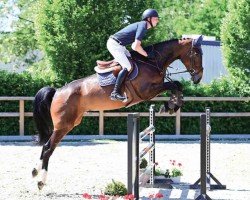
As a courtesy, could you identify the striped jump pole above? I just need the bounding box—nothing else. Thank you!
[127,105,155,200]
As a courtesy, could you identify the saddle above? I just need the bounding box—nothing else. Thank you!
[94,58,143,107]
[94,58,135,77]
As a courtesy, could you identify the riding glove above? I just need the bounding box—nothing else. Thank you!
[147,51,156,59]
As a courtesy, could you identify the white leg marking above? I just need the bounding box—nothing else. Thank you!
[41,169,48,184]
[37,161,42,172]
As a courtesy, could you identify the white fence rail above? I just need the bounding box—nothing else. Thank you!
[0,96,249,136]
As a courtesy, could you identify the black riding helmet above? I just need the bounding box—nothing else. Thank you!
[141,9,159,20]
[141,9,159,28]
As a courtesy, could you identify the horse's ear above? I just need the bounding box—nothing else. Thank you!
[193,35,203,47]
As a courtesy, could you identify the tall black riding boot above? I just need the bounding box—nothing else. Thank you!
[110,68,129,101]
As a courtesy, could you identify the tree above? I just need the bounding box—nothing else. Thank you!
[156,0,227,40]
[188,0,227,40]
[36,0,157,82]
[0,0,40,67]
[221,0,250,80]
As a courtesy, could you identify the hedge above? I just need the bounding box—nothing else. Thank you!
[0,70,249,135]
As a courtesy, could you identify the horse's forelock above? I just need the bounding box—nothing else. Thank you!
[179,38,192,45]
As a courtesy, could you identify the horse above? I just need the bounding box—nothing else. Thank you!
[32,35,203,190]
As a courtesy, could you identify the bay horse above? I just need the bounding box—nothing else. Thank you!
[32,36,203,190]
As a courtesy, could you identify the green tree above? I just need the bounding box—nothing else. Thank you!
[156,0,227,40]
[36,0,157,82]
[0,0,57,81]
[189,0,227,40]
[0,0,39,64]
[221,0,250,81]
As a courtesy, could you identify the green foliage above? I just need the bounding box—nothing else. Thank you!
[36,0,156,82]
[1,0,249,136]
[26,56,58,82]
[0,70,249,135]
[0,0,39,66]
[221,0,250,79]
[154,168,162,176]
[0,70,49,96]
[0,70,52,135]
[156,0,227,40]
[179,76,249,134]
[140,158,148,169]
[171,168,183,177]
[104,179,127,196]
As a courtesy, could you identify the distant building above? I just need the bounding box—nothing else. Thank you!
[167,35,228,83]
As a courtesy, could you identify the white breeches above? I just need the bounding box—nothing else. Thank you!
[107,38,132,71]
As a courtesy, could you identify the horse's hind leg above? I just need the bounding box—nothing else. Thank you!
[32,146,46,178]
[32,91,85,190]
[37,127,72,190]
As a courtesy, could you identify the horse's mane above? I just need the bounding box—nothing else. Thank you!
[130,38,190,60]
[144,39,177,52]
[148,38,193,50]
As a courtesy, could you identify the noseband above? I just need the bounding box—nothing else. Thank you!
[188,46,203,74]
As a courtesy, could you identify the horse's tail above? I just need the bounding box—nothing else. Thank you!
[33,86,56,145]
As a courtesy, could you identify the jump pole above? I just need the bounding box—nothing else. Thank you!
[127,105,155,200]
[191,108,226,200]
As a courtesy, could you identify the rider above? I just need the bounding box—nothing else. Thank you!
[107,8,159,101]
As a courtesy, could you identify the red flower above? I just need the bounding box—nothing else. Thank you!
[124,194,135,200]
[98,194,108,200]
[148,194,155,198]
[82,193,92,199]
[178,163,182,167]
[155,192,164,198]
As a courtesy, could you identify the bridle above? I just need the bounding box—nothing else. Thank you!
[135,40,203,82]
[165,44,203,82]
[135,46,164,74]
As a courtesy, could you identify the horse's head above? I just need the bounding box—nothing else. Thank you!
[179,35,204,84]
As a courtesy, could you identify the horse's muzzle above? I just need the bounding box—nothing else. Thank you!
[192,73,203,84]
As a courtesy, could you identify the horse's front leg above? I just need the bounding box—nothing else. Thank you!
[159,81,184,114]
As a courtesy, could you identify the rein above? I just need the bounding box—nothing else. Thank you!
[134,39,203,81]
[166,45,203,82]
[135,45,164,74]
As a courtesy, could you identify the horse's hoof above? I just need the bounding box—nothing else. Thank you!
[168,108,175,115]
[32,168,38,178]
[38,181,44,190]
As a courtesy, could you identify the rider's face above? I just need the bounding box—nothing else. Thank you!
[151,17,159,27]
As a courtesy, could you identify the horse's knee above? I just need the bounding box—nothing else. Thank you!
[173,81,183,91]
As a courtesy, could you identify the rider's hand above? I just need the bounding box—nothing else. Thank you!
[147,51,155,59]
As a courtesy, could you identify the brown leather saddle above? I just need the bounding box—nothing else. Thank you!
[95,58,142,106]
[94,58,135,77]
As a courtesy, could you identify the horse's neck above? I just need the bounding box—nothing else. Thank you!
[157,39,191,70]
[155,41,182,69]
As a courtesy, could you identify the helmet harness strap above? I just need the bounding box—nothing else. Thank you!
[147,17,154,28]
